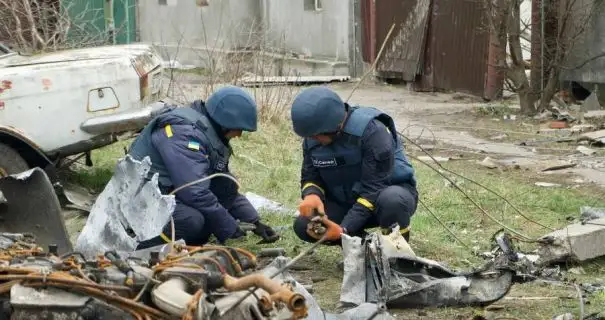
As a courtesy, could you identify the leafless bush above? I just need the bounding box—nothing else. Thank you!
[0,0,133,54]
[160,17,302,124]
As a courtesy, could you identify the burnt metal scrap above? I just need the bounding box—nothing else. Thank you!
[0,233,310,320]
[0,231,398,320]
[339,229,556,310]
[0,168,73,255]
[74,155,176,260]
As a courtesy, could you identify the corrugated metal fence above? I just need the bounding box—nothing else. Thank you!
[363,0,499,99]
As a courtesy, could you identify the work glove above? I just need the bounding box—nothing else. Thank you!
[298,194,325,218]
[253,221,280,244]
[306,216,343,241]
[231,226,246,239]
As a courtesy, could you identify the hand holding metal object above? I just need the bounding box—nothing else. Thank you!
[307,209,327,238]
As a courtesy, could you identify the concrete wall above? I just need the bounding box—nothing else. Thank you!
[137,0,362,76]
[138,0,260,65]
[260,0,350,61]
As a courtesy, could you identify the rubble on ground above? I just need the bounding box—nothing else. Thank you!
[338,229,543,310]
[537,217,605,265]
[581,207,605,220]
[0,230,311,319]
[536,206,605,266]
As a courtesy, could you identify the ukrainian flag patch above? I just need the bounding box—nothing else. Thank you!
[187,141,201,151]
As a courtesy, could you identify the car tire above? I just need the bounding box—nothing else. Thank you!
[0,142,30,177]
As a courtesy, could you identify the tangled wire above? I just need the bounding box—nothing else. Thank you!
[0,237,304,320]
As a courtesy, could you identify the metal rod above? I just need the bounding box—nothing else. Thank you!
[219,235,327,316]
[365,302,386,320]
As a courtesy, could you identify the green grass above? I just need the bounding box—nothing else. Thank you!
[67,119,605,318]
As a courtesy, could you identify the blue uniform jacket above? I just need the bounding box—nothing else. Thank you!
[149,111,238,242]
[301,118,413,233]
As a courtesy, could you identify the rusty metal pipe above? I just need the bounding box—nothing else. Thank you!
[222,274,306,313]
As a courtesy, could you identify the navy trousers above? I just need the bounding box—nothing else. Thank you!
[293,184,418,245]
[136,179,258,249]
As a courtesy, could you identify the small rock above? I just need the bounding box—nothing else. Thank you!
[490,133,508,140]
[577,146,596,156]
[535,182,562,187]
[538,128,573,136]
[585,110,605,119]
[568,266,586,275]
[418,156,450,162]
[580,206,605,220]
[552,313,574,320]
[534,110,553,120]
[503,114,517,120]
[478,156,500,169]
[571,124,596,132]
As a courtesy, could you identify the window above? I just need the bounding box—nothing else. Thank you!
[304,0,322,11]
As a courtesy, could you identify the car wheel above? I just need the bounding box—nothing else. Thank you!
[0,142,30,177]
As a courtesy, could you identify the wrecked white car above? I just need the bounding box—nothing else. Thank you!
[0,42,165,179]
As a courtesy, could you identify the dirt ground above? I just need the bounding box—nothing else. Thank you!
[63,73,605,319]
[166,72,605,190]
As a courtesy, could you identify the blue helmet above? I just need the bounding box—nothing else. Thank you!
[205,86,258,132]
[290,86,346,137]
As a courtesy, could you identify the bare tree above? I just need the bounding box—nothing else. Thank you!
[0,0,131,54]
[486,0,601,115]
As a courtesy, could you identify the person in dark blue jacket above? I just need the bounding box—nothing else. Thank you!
[128,86,278,249]
[290,86,418,245]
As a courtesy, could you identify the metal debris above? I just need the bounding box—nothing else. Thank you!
[0,168,72,255]
[339,230,517,309]
[0,233,309,320]
[74,155,176,259]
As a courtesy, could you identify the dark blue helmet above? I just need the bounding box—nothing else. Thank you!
[291,86,346,137]
[205,86,258,132]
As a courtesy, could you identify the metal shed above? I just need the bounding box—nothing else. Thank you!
[559,0,605,104]
[362,0,502,99]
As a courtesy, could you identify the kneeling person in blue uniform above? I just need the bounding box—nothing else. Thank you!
[129,86,278,249]
[290,86,418,244]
